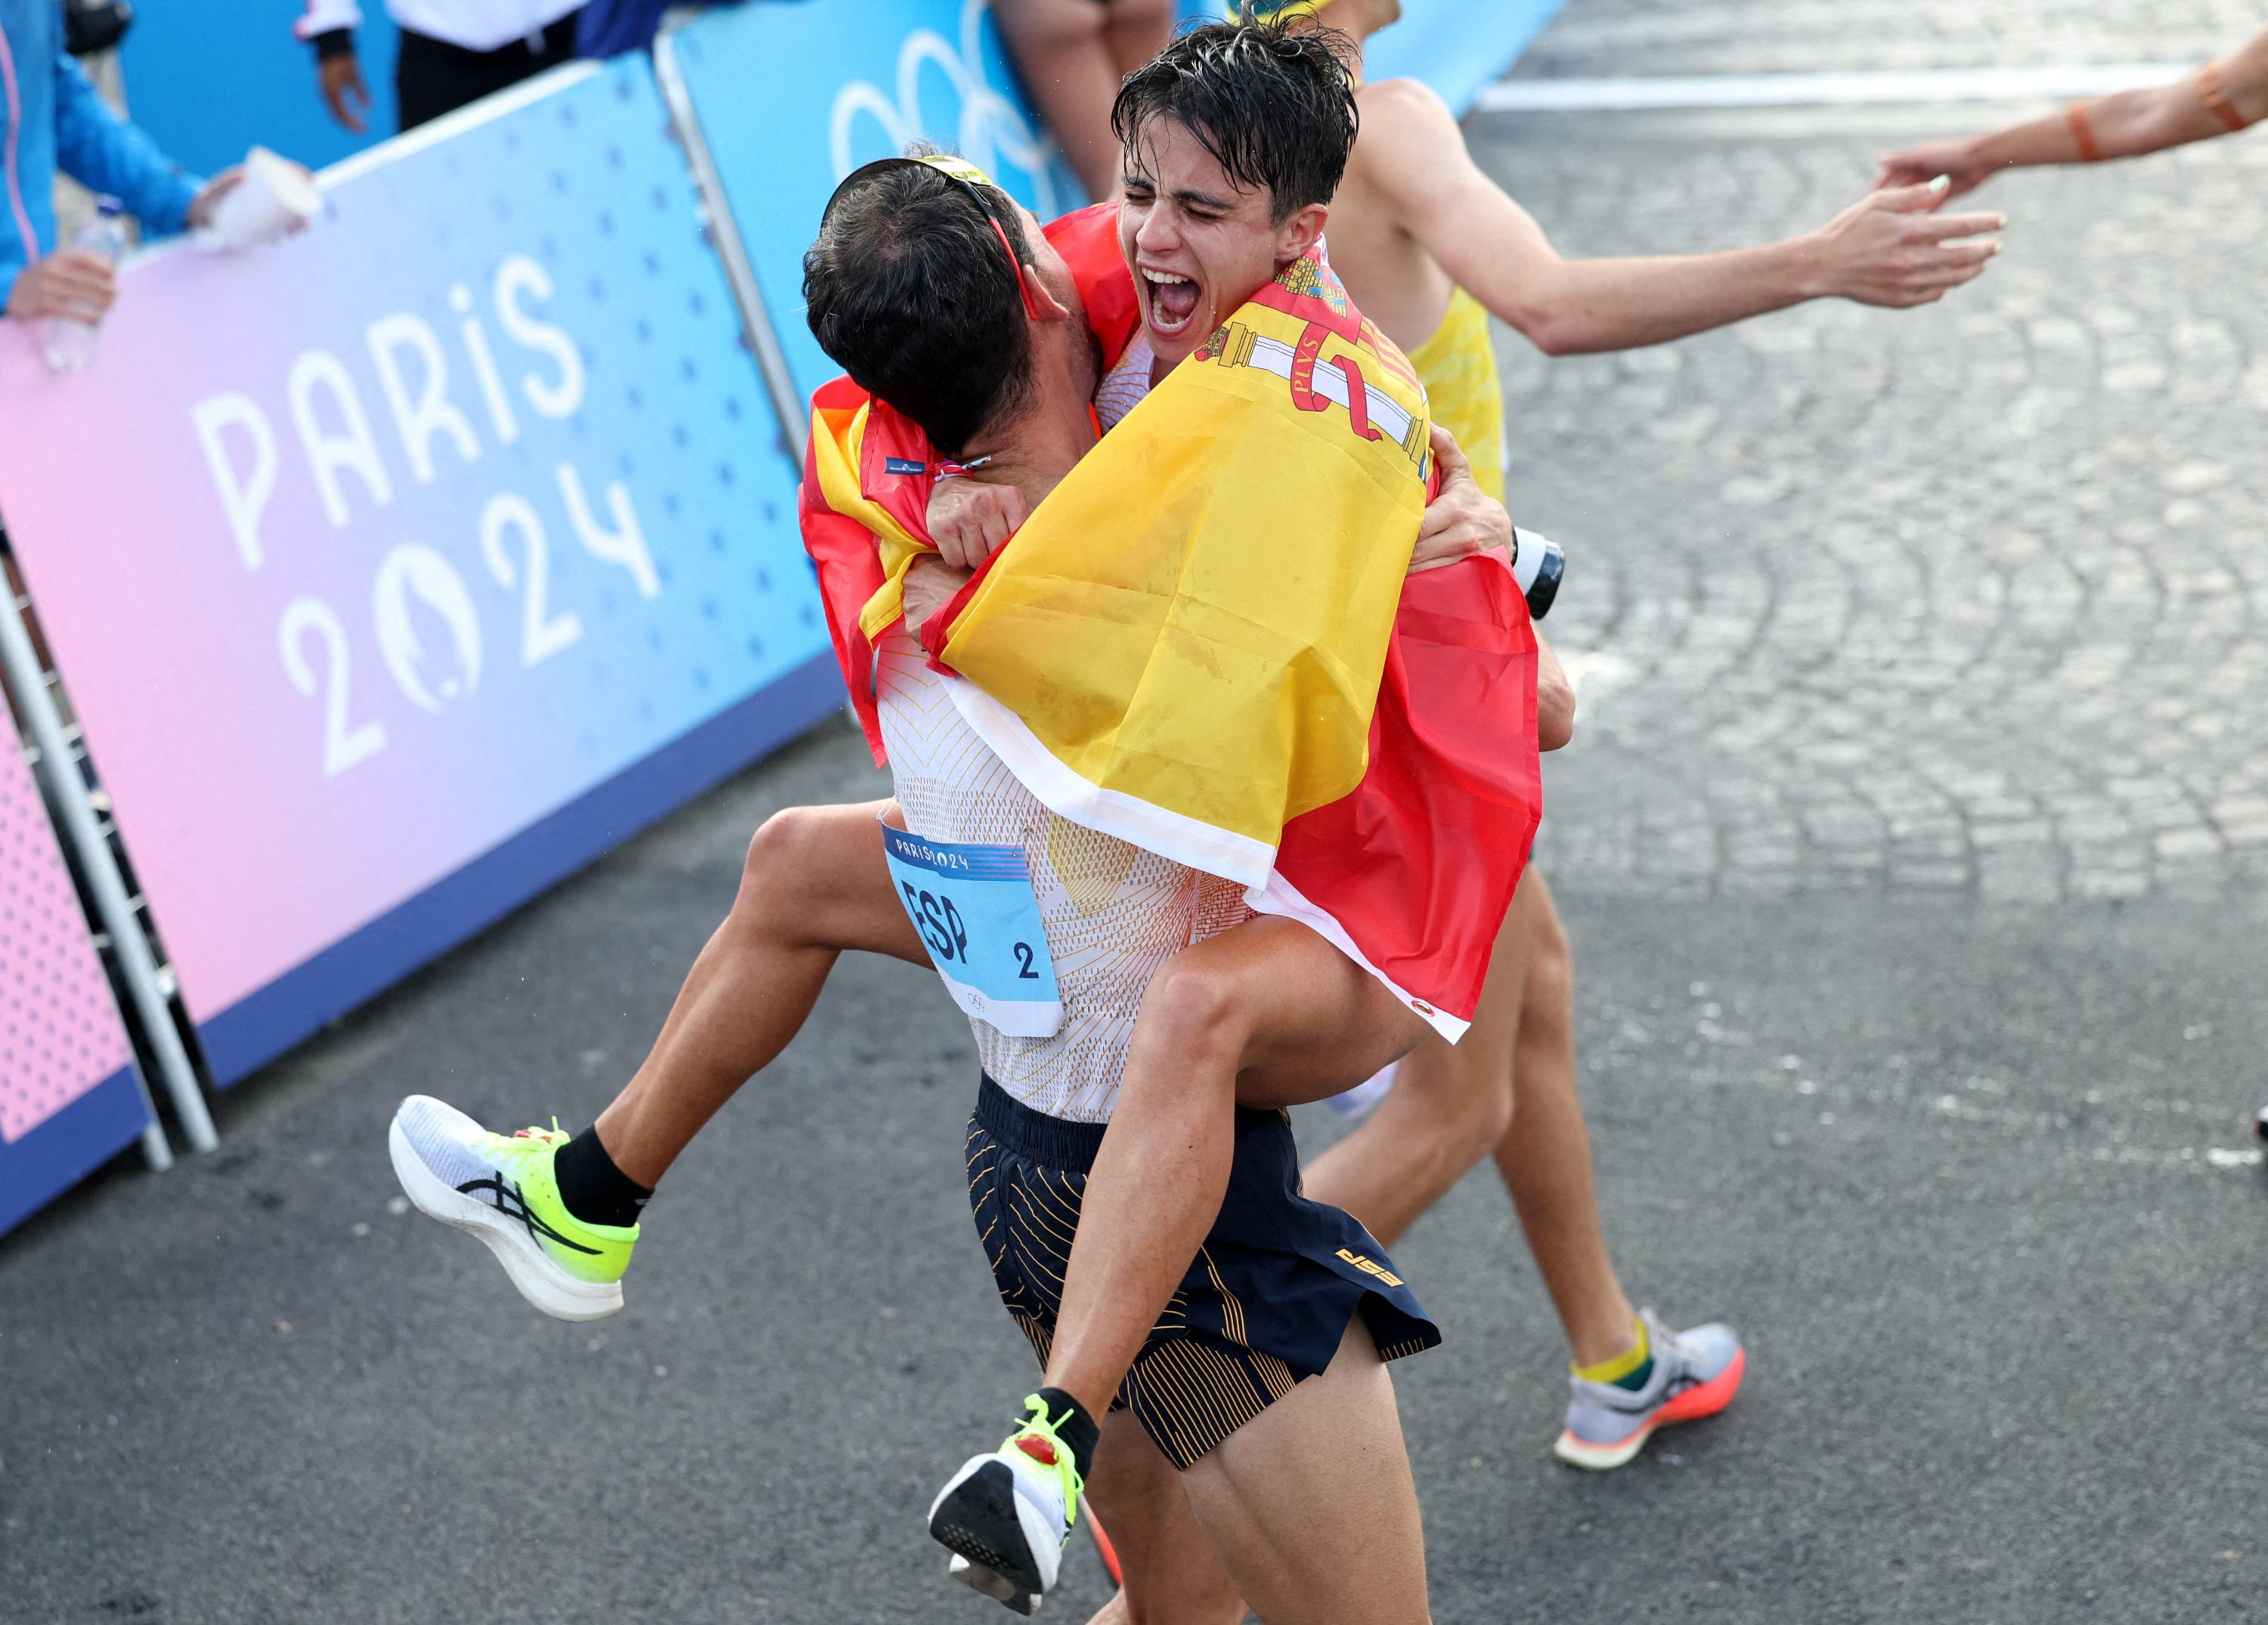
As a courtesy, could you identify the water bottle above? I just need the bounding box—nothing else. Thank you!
[42,197,127,373]
[1511,527,1566,620]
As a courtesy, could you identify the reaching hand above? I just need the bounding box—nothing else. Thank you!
[185,168,244,231]
[320,49,371,135]
[1802,180,2003,308]
[5,250,116,323]
[926,476,1029,572]
[1410,424,1514,575]
[1874,140,1992,199]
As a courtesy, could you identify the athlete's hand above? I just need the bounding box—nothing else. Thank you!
[1410,425,1514,575]
[1799,181,2003,307]
[319,48,371,135]
[928,476,1029,572]
[902,555,972,648]
[1875,140,1992,199]
[5,250,116,323]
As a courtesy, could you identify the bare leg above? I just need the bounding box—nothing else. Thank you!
[593,801,926,1186]
[994,0,1173,201]
[1040,917,1430,1414]
[1081,1411,1248,1625]
[1487,872,1639,1367]
[1179,1318,1430,1625]
[1306,870,1641,1366]
[1300,877,1536,1244]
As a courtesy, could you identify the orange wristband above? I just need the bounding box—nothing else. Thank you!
[2200,60,2249,133]
[2065,101,2103,162]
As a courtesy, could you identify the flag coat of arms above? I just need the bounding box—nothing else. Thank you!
[801,205,1540,1038]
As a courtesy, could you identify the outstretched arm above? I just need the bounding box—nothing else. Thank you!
[1363,77,2003,356]
[51,52,200,234]
[1879,29,2268,197]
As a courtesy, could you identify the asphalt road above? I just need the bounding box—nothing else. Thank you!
[8,2,2268,1620]
[5,712,2263,1624]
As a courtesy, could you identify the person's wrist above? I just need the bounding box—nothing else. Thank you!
[1782,229,1837,304]
[313,28,355,60]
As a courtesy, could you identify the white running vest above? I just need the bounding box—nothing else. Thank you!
[876,632,1250,1123]
[876,333,1251,1123]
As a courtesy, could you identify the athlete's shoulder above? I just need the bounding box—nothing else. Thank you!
[1355,75,1461,145]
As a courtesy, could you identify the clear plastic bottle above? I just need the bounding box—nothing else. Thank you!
[42,197,128,374]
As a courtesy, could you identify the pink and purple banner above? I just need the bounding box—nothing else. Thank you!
[0,699,147,1234]
[0,58,838,1086]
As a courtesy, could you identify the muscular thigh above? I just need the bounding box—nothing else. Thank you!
[1179,1318,1430,1625]
[772,799,928,966]
[1204,918,1433,1109]
[1083,1411,1247,1625]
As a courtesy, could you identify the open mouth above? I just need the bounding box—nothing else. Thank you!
[1140,265,1203,340]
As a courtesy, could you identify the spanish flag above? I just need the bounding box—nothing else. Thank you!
[801,209,1539,1039]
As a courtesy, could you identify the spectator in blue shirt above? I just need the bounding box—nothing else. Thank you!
[0,0,241,325]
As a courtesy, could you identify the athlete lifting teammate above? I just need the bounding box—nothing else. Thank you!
[392,19,1551,1619]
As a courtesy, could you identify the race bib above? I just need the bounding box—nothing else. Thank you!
[881,823,1064,1038]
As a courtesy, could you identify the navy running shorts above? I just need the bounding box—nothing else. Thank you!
[965,1075,1440,1469]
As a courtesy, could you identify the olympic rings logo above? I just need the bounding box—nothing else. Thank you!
[829,0,1066,216]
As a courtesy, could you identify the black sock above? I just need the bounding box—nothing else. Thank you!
[552,1127,652,1228]
[1033,1387,1098,1482]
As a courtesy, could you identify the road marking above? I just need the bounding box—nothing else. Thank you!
[1474,64,2198,115]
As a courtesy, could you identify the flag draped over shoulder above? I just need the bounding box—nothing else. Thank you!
[799,227,1540,1041]
[800,205,1133,761]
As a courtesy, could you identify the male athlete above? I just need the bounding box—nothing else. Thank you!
[946,0,2013,1505]
[922,0,2019,1502]
[391,20,1545,1617]
[1292,0,2003,1465]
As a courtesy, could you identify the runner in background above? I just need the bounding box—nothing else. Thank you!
[994,0,1175,200]
[1877,27,2268,196]
[296,0,583,135]
[1222,0,2003,1473]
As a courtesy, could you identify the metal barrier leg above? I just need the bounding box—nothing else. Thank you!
[0,579,218,1155]
[653,26,813,462]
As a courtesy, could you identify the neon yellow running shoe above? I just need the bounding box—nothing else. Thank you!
[928,1394,1086,1615]
[388,1094,635,1322]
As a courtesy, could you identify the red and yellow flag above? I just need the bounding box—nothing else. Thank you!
[799,224,1539,1039]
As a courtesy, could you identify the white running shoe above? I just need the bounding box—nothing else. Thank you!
[386,1095,636,1323]
[928,1395,1084,1615]
[1554,1308,1745,1471]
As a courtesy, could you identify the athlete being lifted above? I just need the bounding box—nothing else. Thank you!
[389,19,1549,1620]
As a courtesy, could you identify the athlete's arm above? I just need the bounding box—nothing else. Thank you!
[929,426,1513,573]
[1362,77,2003,354]
[902,554,973,645]
[1537,631,1573,753]
[1879,30,2268,197]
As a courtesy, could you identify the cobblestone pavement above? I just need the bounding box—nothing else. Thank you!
[1516,0,2265,78]
[1473,29,2268,904]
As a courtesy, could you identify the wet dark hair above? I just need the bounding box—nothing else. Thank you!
[1110,15,1359,225]
[802,154,1037,457]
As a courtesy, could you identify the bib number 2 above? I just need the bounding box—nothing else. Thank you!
[881,823,1064,1038]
